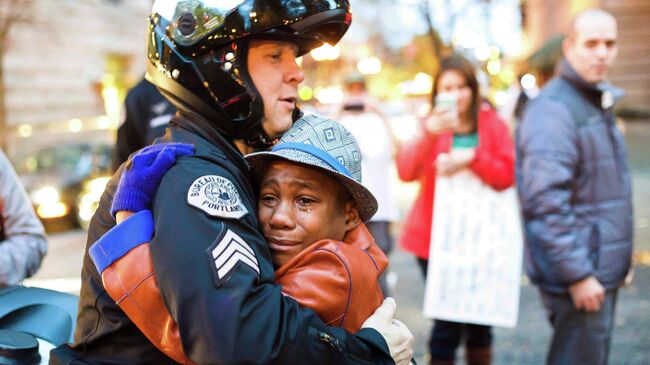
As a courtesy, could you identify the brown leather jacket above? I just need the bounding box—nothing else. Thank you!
[101,223,387,364]
[275,223,387,333]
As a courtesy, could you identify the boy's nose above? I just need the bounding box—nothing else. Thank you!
[268,202,295,230]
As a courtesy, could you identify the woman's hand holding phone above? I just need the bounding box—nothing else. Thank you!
[425,107,458,134]
[425,92,459,134]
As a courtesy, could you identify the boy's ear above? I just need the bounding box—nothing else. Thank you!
[343,201,362,232]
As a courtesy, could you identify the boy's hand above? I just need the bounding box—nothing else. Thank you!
[111,143,194,216]
[361,297,414,365]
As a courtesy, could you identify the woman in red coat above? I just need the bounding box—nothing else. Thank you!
[396,55,514,365]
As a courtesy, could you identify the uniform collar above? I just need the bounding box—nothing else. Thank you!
[164,113,252,176]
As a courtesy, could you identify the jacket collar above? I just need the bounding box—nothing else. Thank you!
[559,59,625,109]
[166,112,252,176]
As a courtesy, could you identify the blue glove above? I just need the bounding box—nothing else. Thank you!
[111,143,194,216]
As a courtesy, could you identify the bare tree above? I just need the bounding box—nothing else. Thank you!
[417,0,445,60]
[388,0,492,58]
[0,0,34,150]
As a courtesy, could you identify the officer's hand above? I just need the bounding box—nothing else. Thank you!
[569,276,605,312]
[361,297,414,365]
[111,143,194,216]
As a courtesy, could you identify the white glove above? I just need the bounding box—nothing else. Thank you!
[361,297,414,365]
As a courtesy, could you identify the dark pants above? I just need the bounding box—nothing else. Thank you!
[367,221,394,296]
[417,258,492,360]
[539,288,618,365]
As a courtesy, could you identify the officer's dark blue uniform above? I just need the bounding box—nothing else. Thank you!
[50,115,393,364]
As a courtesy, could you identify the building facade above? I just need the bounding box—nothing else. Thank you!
[4,0,150,150]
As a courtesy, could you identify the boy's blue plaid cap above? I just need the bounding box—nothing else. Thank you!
[245,114,378,222]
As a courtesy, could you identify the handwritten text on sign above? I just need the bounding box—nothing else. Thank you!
[423,169,523,328]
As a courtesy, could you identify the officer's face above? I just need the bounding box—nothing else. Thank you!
[563,14,618,84]
[258,161,359,267]
[248,40,305,141]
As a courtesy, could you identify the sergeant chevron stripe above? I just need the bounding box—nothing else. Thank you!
[211,229,259,282]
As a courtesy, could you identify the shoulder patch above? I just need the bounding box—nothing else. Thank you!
[207,229,260,287]
[187,175,248,219]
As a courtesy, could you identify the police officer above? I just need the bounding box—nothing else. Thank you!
[111,77,176,172]
[50,1,413,364]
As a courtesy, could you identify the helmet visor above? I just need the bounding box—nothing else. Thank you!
[152,0,247,46]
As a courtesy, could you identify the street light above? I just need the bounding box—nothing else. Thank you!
[413,72,433,94]
[521,73,536,90]
[357,57,382,75]
[315,86,343,104]
[18,124,32,138]
[310,44,340,61]
[474,44,491,61]
[298,86,313,101]
[68,118,83,133]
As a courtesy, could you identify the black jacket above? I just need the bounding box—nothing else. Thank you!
[50,113,392,364]
[112,78,175,172]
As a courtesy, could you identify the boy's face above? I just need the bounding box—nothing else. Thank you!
[258,161,358,267]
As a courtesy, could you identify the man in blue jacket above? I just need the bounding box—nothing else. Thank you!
[516,8,632,365]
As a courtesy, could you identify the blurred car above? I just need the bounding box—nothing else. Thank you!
[14,142,113,229]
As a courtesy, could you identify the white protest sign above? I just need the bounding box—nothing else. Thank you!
[423,169,523,328]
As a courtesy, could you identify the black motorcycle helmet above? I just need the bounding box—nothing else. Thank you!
[146,0,351,146]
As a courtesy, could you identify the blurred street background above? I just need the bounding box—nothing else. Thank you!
[1,0,649,364]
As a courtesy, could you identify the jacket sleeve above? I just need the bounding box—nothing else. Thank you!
[517,100,593,284]
[396,119,439,181]
[469,113,515,190]
[0,151,47,286]
[150,159,392,365]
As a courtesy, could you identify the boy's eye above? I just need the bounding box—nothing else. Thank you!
[297,197,314,207]
[260,195,278,206]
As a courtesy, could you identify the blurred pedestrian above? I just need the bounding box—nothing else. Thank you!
[111,77,175,172]
[0,149,47,287]
[396,54,515,365]
[338,73,398,296]
[516,9,632,365]
[499,73,539,128]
